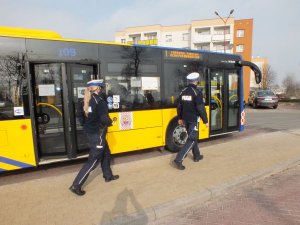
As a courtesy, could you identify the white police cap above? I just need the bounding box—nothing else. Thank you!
[87,79,105,87]
[186,72,200,81]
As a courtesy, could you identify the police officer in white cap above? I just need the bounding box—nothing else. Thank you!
[173,72,209,170]
[70,79,119,196]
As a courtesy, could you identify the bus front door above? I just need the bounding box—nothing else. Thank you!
[32,63,67,157]
[31,63,97,159]
[210,69,239,135]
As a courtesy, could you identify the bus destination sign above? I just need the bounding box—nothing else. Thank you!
[164,50,202,60]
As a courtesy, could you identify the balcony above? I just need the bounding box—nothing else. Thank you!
[193,34,211,44]
[127,39,158,46]
[211,34,231,42]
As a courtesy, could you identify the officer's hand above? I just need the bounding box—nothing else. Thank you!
[178,119,184,126]
[205,123,209,128]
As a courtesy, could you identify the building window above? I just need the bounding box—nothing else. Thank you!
[236,44,244,52]
[236,29,245,38]
[121,39,126,44]
[195,44,210,51]
[182,33,189,41]
[145,32,157,40]
[166,35,172,42]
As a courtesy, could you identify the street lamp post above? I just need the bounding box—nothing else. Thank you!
[214,9,234,53]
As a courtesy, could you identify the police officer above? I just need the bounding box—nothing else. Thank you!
[70,79,119,196]
[173,72,209,170]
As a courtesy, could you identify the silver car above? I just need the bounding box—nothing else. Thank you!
[248,90,278,109]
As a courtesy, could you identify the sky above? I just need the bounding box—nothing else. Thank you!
[1,0,299,84]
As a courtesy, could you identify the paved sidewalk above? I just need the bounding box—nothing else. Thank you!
[1,129,300,225]
[149,164,300,225]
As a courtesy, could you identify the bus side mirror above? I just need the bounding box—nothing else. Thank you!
[236,60,262,84]
[254,71,261,84]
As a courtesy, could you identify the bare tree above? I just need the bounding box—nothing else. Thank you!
[262,65,277,89]
[282,73,300,98]
[0,54,26,105]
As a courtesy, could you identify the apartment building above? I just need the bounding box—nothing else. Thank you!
[115,18,253,100]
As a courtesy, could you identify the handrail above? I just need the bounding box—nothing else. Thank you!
[36,103,62,117]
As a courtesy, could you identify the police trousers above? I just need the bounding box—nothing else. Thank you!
[72,128,113,188]
[175,121,201,163]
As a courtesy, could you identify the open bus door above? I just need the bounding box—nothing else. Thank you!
[29,62,99,162]
[209,69,240,135]
[209,60,262,136]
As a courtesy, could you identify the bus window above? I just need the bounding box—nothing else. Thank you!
[163,62,204,107]
[105,75,161,111]
[0,54,29,120]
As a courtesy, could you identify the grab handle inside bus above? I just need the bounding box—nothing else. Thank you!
[236,60,262,84]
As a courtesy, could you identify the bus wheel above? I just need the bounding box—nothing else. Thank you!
[166,119,187,153]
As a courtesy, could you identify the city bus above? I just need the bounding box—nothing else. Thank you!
[0,27,261,173]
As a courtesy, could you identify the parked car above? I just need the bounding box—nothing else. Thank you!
[248,90,278,109]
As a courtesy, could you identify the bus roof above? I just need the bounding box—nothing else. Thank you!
[0,26,128,46]
[0,26,241,58]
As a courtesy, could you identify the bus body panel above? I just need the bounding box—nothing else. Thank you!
[0,119,36,171]
[199,106,210,139]
[107,127,163,154]
[107,110,164,153]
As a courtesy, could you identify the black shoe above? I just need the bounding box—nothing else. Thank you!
[173,160,185,170]
[105,175,119,182]
[69,185,85,196]
[194,155,204,162]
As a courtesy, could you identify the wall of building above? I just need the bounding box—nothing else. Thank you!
[233,19,253,102]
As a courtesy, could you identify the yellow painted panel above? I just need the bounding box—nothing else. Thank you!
[0,26,62,39]
[108,127,163,154]
[0,119,36,170]
[108,110,163,132]
[107,107,210,154]
[0,162,19,171]
[199,106,210,139]
[0,130,8,147]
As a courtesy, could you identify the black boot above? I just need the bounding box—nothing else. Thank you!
[173,160,185,170]
[69,185,86,196]
[194,155,204,162]
[105,175,120,182]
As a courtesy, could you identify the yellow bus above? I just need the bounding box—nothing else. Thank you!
[0,27,261,173]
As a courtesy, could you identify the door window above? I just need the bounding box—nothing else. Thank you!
[210,70,224,131]
[228,72,239,127]
[34,63,66,155]
[70,64,94,153]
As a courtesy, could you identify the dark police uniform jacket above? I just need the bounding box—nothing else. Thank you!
[177,83,208,124]
[82,93,112,134]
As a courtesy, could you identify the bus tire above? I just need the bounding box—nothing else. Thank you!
[165,119,187,153]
